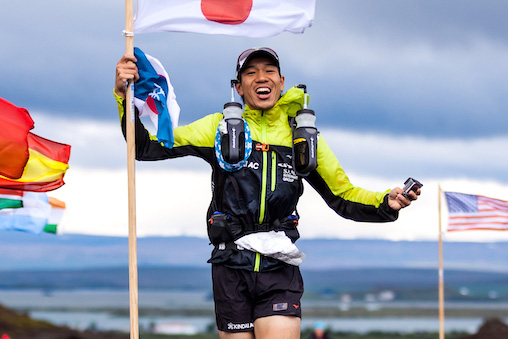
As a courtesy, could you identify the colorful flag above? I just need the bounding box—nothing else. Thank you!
[445,192,508,231]
[133,0,316,38]
[0,132,71,192]
[0,192,51,234]
[134,47,180,148]
[0,189,23,209]
[43,196,66,234]
[0,98,34,179]
[0,190,66,234]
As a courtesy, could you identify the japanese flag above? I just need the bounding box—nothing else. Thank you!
[134,0,316,37]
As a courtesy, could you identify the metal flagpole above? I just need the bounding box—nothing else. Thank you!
[438,184,445,339]
[124,0,139,337]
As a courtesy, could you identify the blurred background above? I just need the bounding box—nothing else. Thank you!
[1,0,507,337]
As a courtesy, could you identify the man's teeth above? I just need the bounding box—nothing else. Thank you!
[256,88,271,94]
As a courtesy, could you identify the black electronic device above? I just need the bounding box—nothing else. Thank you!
[402,178,423,199]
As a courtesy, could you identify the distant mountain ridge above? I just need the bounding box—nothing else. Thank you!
[1,266,507,302]
[1,233,508,272]
[2,233,508,302]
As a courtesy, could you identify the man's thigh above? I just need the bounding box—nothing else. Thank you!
[212,265,255,333]
[254,315,301,339]
[219,330,255,339]
[213,264,303,335]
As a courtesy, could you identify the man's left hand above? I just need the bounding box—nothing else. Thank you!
[387,186,421,211]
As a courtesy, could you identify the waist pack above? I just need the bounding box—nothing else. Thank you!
[207,212,300,246]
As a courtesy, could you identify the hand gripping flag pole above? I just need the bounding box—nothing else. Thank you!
[123,0,139,338]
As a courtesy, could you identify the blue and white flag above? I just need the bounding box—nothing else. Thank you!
[133,47,180,148]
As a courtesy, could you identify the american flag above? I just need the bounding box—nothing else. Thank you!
[445,192,508,231]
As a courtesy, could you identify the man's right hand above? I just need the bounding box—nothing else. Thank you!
[115,54,139,99]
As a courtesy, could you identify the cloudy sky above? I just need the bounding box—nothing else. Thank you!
[1,0,507,242]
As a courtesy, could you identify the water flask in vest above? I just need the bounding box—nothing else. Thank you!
[292,85,318,176]
[220,102,245,164]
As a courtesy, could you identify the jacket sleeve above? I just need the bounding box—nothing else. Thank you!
[305,135,398,222]
[115,90,220,164]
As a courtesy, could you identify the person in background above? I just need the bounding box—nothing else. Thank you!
[309,322,330,339]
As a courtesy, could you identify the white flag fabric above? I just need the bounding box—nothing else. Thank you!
[134,0,316,37]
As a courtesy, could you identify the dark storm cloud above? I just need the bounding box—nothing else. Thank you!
[1,0,507,139]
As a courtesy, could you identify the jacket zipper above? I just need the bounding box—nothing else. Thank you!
[271,151,277,191]
[259,112,268,225]
[255,112,269,272]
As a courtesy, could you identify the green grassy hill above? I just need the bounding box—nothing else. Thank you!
[0,304,124,339]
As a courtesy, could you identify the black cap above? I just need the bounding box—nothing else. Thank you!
[235,47,280,81]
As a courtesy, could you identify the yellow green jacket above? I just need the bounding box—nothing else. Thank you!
[116,87,397,271]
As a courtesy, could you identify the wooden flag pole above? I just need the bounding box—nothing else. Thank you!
[438,185,445,339]
[124,0,139,338]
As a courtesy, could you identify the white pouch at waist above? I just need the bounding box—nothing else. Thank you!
[234,231,306,266]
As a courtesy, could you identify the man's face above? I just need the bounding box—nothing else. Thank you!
[235,56,285,111]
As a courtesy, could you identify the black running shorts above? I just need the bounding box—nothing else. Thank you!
[212,263,304,333]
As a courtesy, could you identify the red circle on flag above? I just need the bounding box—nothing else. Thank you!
[201,0,253,25]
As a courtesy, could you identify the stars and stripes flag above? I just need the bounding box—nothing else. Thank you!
[445,192,508,231]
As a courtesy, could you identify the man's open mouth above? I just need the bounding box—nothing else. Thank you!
[256,87,271,95]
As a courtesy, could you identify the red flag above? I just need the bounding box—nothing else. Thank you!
[0,98,34,179]
[0,132,71,192]
[201,0,253,24]
[0,188,24,196]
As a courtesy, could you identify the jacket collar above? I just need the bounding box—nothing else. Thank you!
[243,86,308,122]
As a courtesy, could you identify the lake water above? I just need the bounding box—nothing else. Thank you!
[27,311,489,334]
[0,289,506,334]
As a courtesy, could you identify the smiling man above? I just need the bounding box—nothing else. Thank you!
[114,47,420,339]
[234,49,284,111]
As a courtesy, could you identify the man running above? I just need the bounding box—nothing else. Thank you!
[114,47,421,339]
